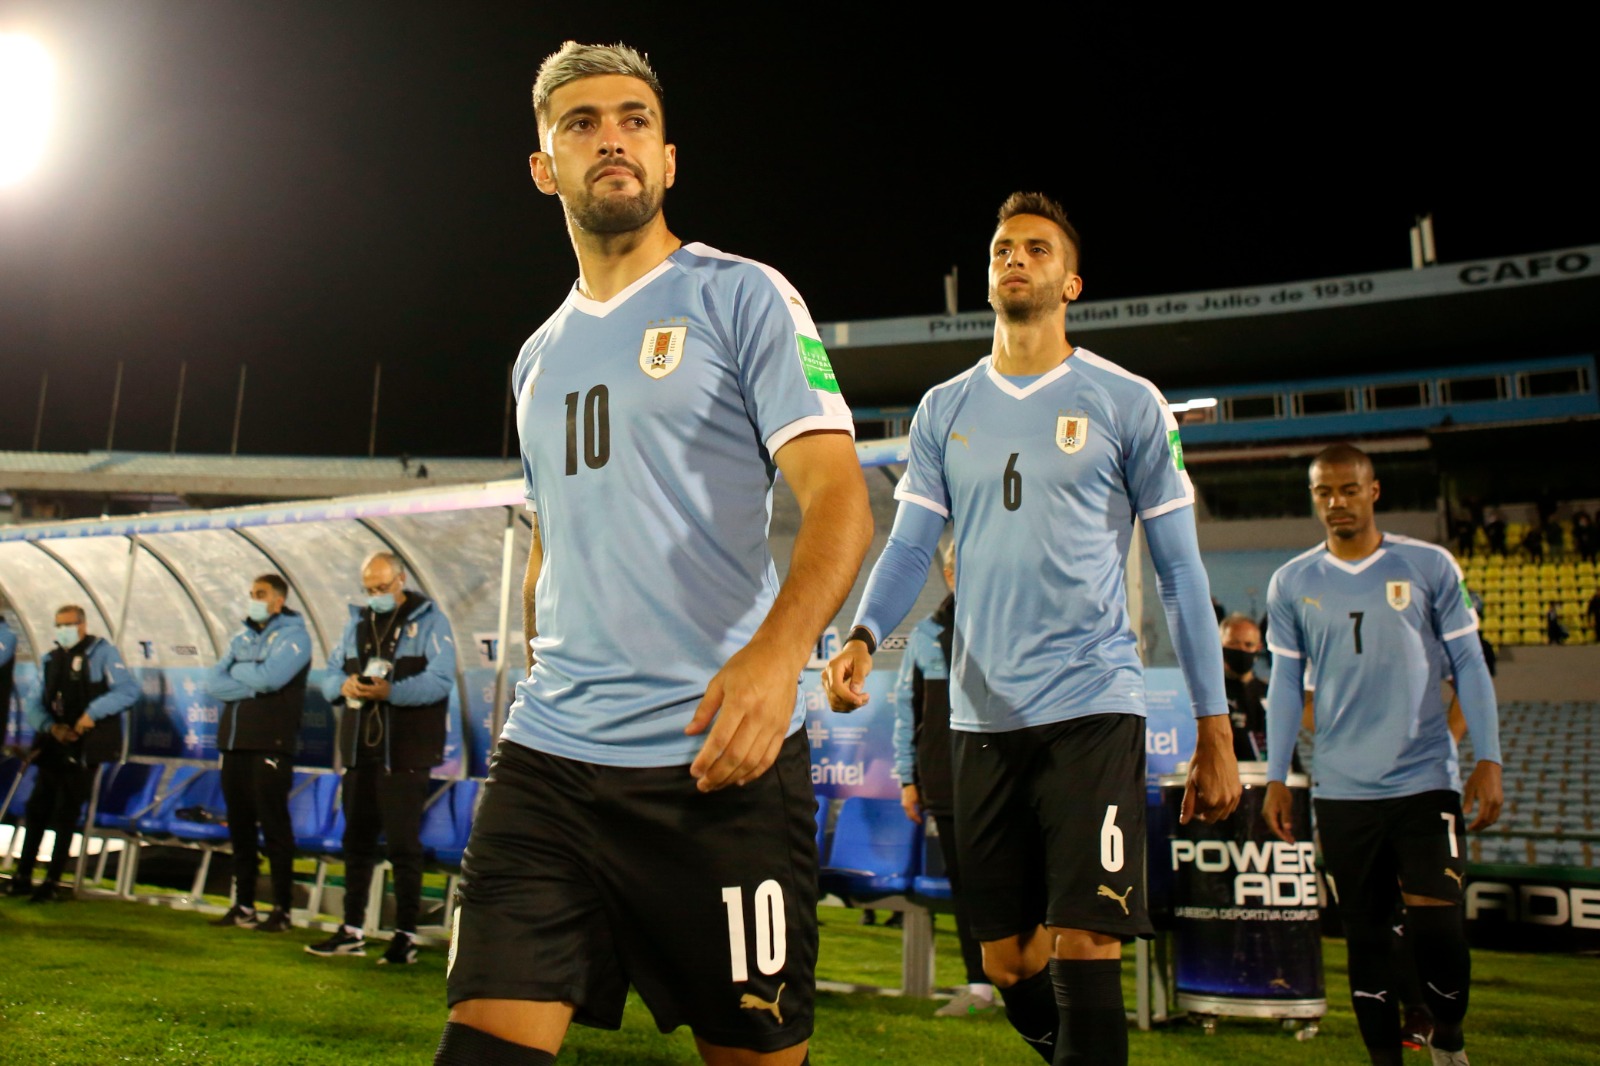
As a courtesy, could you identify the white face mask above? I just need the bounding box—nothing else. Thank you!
[55,625,80,649]
[247,600,271,623]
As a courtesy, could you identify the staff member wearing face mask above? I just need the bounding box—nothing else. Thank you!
[8,605,138,902]
[1220,613,1270,762]
[204,574,312,932]
[306,551,455,966]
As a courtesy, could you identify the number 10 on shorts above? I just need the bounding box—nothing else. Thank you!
[721,881,787,982]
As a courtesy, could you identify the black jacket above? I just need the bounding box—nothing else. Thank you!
[331,593,453,772]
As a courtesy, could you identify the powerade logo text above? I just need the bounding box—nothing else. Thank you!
[1171,839,1320,907]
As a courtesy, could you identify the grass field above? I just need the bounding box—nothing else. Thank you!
[2,896,1597,1064]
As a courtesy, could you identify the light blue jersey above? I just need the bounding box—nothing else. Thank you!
[893,349,1194,733]
[1266,534,1492,799]
[504,243,854,767]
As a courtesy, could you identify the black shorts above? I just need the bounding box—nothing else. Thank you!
[1314,790,1467,925]
[952,713,1153,942]
[446,730,818,1053]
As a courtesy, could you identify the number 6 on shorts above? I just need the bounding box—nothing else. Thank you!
[1100,805,1124,872]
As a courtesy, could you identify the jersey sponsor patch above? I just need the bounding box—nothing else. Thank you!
[1386,580,1412,610]
[1459,579,1473,611]
[1055,412,1089,454]
[1167,429,1186,471]
[795,334,840,394]
[639,325,687,379]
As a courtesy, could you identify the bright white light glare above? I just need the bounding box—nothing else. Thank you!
[0,33,56,187]
[1169,397,1218,413]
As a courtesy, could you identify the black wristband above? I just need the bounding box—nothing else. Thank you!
[847,625,877,655]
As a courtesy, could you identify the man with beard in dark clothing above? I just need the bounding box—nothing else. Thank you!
[306,552,455,965]
[9,605,138,902]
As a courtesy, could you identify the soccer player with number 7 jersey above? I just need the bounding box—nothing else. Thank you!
[435,42,872,1066]
[825,192,1241,1066]
[1262,443,1502,1066]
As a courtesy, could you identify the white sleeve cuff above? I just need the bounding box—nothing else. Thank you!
[766,414,856,457]
[1139,494,1194,521]
[1441,622,1481,643]
[1267,642,1302,660]
[891,485,950,519]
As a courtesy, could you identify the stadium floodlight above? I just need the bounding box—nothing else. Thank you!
[1169,397,1218,413]
[0,32,55,187]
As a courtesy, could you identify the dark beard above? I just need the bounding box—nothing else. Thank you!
[989,283,1057,324]
[567,184,662,235]
[1331,525,1357,539]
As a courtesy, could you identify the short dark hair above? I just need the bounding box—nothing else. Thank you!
[55,603,85,624]
[1310,443,1375,479]
[532,41,663,136]
[253,574,289,598]
[997,191,1081,270]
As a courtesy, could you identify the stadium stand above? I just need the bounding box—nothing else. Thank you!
[1463,553,1598,645]
[1463,701,1600,869]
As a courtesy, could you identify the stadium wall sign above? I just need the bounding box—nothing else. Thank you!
[821,244,1600,349]
[1462,866,1600,953]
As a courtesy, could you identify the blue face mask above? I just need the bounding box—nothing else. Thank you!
[247,600,271,623]
[367,593,397,615]
[55,625,80,649]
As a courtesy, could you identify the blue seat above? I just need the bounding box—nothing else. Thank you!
[289,772,341,853]
[133,766,211,837]
[2,759,36,818]
[911,827,952,902]
[164,769,231,844]
[420,779,479,868]
[94,763,164,832]
[818,797,920,901]
[311,803,347,856]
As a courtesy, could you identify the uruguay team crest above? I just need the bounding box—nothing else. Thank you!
[1056,412,1090,454]
[639,325,687,379]
[1386,580,1411,610]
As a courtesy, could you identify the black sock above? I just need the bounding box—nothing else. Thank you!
[1407,905,1470,1051]
[1345,932,1402,1059]
[1048,958,1126,1066]
[1000,967,1057,1062]
[433,1022,557,1065]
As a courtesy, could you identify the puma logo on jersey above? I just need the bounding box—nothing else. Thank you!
[1269,977,1291,990]
[1444,868,1464,889]
[1098,885,1133,915]
[789,296,803,307]
[740,983,785,1024]
[1427,981,1460,1000]
[1353,989,1388,1002]
[950,430,971,448]
[1302,596,1322,609]
[263,758,279,770]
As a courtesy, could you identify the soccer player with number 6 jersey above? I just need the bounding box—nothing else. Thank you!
[1263,443,1502,1066]
[825,192,1241,1066]
[434,42,871,1066]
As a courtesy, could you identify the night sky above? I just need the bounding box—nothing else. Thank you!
[0,3,1591,458]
